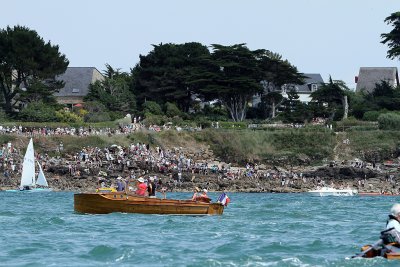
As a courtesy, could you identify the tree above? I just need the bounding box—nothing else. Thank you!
[279,90,310,123]
[310,77,348,120]
[261,91,283,118]
[0,26,69,114]
[133,42,210,112]
[85,64,136,115]
[381,11,400,60]
[191,44,263,121]
[257,51,306,118]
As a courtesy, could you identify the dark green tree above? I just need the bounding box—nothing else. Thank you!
[85,64,136,115]
[134,42,210,112]
[310,77,348,120]
[381,11,400,60]
[279,90,310,123]
[191,44,263,121]
[360,81,400,113]
[0,25,68,114]
[256,51,305,119]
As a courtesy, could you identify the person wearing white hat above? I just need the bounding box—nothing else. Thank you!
[116,176,125,192]
[135,177,147,196]
[201,188,209,198]
[387,203,400,232]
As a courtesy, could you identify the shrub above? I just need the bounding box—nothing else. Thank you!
[363,111,381,121]
[378,113,400,130]
[143,101,163,115]
[219,121,247,129]
[55,109,84,123]
[170,116,183,126]
[19,102,58,122]
[142,114,166,126]
[82,101,111,122]
[164,102,181,117]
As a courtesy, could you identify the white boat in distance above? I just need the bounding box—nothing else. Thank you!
[307,187,358,196]
[7,138,52,192]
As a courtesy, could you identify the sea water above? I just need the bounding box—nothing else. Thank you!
[0,192,399,267]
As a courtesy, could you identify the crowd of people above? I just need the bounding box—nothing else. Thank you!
[0,131,399,194]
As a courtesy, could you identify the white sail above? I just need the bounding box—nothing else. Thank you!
[36,161,48,187]
[20,138,36,187]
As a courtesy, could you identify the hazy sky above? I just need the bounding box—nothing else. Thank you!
[2,0,399,89]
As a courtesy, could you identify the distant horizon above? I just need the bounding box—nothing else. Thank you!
[1,0,399,90]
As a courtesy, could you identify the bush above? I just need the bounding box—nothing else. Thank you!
[363,111,381,121]
[164,102,181,117]
[82,101,111,122]
[219,121,247,129]
[378,113,400,130]
[55,109,84,123]
[142,114,166,126]
[143,101,163,115]
[19,102,58,122]
[194,117,212,128]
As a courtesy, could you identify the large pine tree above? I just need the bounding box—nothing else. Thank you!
[0,25,69,114]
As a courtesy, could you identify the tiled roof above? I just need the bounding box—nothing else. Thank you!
[294,73,324,92]
[54,67,103,97]
[356,67,399,93]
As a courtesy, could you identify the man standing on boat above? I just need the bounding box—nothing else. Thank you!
[148,176,156,198]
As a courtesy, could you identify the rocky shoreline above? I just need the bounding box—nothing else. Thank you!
[0,135,398,195]
[1,164,398,195]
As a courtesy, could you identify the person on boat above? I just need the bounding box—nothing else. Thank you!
[147,176,156,198]
[387,203,400,232]
[201,189,209,198]
[157,177,167,199]
[135,177,147,196]
[191,187,200,201]
[116,176,125,192]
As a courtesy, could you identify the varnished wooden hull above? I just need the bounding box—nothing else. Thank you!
[74,193,224,215]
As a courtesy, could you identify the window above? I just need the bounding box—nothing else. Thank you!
[311,84,318,92]
[72,88,80,93]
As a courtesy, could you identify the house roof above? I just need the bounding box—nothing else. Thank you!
[54,67,104,97]
[356,67,399,93]
[293,73,324,92]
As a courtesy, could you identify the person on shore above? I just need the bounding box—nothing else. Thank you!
[135,177,147,196]
[147,176,156,198]
[387,203,400,232]
[116,176,125,192]
[191,187,200,201]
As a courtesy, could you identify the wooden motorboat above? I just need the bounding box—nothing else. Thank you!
[74,192,225,215]
[355,242,400,259]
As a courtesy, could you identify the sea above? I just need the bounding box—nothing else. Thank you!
[0,192,399,267]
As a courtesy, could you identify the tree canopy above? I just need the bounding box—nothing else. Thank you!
[0,25,69,114]
[381,11,400,60]
[133,42,210,112]
[192,44,264,121]
[85,64,136,116]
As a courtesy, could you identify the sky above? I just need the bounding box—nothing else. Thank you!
[1,0,399,89]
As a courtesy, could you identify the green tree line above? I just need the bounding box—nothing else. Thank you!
[1,10,400,125]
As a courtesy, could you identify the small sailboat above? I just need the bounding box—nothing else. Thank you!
[9,138,51,192]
